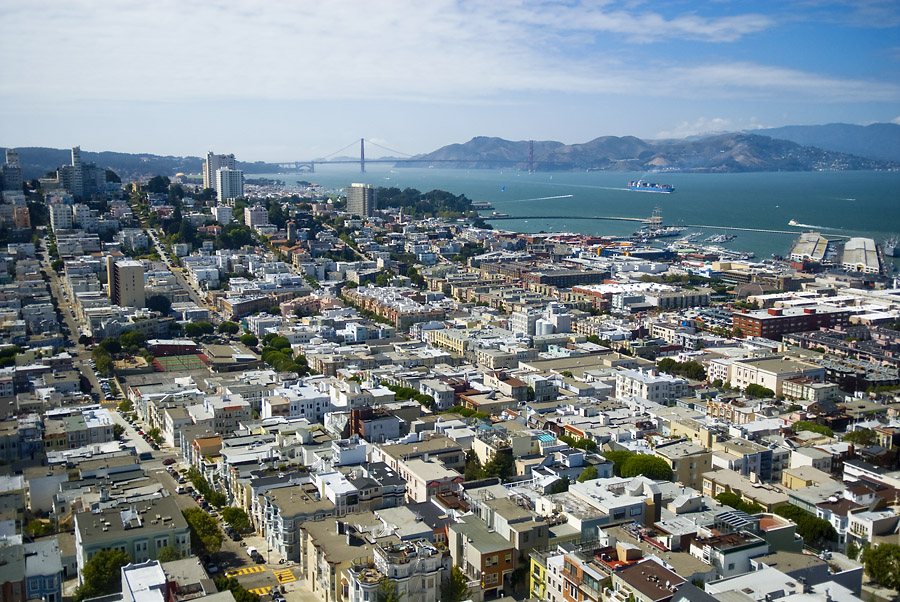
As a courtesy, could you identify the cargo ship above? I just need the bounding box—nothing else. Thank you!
[628,180,674,193]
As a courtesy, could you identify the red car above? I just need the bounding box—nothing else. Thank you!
[162,458,176,466]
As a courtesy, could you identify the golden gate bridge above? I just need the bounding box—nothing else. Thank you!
[276,138,541,173]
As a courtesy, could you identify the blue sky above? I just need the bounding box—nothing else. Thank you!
[1,0,898,162]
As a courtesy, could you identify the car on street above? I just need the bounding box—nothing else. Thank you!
[162,458,176,465]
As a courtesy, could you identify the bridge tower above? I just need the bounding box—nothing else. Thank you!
[360,138,365,173]
[528,140,534,173]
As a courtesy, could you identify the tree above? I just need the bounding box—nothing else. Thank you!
[183,323,203,338]
[183,507,223,556]
[219,321,240,335]
[79,334,93,346]
[773,505,837,549]
[157,546,182,562]
[842,429,877,446]
[147,427,162,443]
[100,337,122,354]
[73,549,130,602]
[25,519,54,538]
[146,295,172,314]
[846,540,859,561]
[464,449,483,481]
[715,491,763,514]
[861,543,900,589]
[745,383,774,398]
[118,399,133,412]
[441,565,471,602]
[113,424,125,440]
[577,465,599,482]
[482,451,514,481]
[240,333,259,347]
[791,421,834,438]
[120,330,147,349]
[268,336,291,351]
[620,455,674,481]
[377,578,404,602]
[146,175,171,194]
[602,450,635,477]
[51,258,64,272]
[548,478,570,494]
[572,438,598,452]
[221,507,252,533]
[215,576,262,602]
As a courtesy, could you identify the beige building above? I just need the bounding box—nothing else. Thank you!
[107,258,145,308]
[654,439,712,490]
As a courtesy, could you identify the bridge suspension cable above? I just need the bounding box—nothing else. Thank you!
[321,139,362,160]
[362,139,414,158]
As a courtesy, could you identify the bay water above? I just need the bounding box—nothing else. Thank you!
[255,165,900,267]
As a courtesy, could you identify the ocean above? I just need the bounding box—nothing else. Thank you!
[252,165,900,268]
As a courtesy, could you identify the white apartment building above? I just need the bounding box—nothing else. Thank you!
[244,205,269,228]
[203,151,236,190]
[212,205,233,224]
[49,203,73,231]
[216,168,244,203]
[615,368,689,403]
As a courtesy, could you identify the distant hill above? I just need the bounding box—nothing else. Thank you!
[0,147,283,181]
[751,123,900,162]
[406,132,895,172]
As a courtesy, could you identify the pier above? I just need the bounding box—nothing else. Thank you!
[687,224,850,237]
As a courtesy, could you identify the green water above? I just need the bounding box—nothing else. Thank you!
[256,165,900,265]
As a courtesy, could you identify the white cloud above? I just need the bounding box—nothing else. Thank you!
[892,116,900,125]
[655,117,734,139]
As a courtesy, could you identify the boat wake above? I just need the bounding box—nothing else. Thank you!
[502,194,575,204]
[789,220,832,230]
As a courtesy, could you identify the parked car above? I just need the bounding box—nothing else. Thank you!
[162,458,176,465]
[176,486,186,494]
[230,532,241,541]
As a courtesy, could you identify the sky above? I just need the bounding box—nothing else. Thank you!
[1,0,899,162]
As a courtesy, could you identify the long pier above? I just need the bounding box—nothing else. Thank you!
[687,224,850,238]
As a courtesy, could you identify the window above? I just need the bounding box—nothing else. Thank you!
[728,563,735,570]
[505,553,513,563]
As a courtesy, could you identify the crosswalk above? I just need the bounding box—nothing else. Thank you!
[225,566,266,577]
[274,568,296,584]
[248,586,274,596]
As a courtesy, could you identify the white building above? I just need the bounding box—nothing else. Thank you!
[216,167,244,203]
[212,205,233,224]
[244,205,269,228]
[615,368,690,403]
[203,151,236,191]
[49,202,73,231]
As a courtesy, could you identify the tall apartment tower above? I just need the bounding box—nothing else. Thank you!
[0,150,22,192]
[216,168,244,203]
[203,152,236,191]
[107,258,146,308]
[346,183,376,217]
[70,146,84,198]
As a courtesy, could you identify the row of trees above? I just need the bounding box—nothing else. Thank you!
[386,384,436,409]
[463,449,515,481]
[260,333,310,375]
[791,420,834,437]
[656,358,707,381]
[186,466,226,507]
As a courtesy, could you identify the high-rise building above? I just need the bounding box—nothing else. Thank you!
[244,205,269,228]
[212,205,233,224]
[0,150,22,192]
[70,146,84,198]
[215,168,244,203]
[203,152,236,191]
[346,183,376,217]
[107,258,145,308]
[49,202,73,231]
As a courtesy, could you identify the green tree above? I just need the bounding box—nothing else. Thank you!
[118,399,134,412]
[100,337,122,354]
[482,451,514,481]
[73,549,130,602]
[51,258,64,272]
[268,336,291,351]
[842,429,877,446]
[183,507,223,556]
[146,295,172,314]
[602,450,635,477]
[577,465,599,483]
[183,323,203,338]
[773,505,837,549]
[113,424,125,440]
[464,449,484,481]
[441,566,471,602]
[240,333,259,347]
[157,546,182,562]
[620,455,674,481]
[219,321,240,335]
[25,519,54,538]
[120,330,147,349]
[214,576,262,602]
[846,540,859,561]
[861,543,900,589]
[147,427,162,443]
[745,383,775,398]
[221,507,252,533]
[572,438,598,452]
[715,491,763,514]
[377,578,404,602]
[146,175,171,194]
[791,421,834,438]
[548,478,570,494]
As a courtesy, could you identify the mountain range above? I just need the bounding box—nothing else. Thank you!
[3,123,898,178]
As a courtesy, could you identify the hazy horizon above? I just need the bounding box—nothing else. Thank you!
[2,1,899,162]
